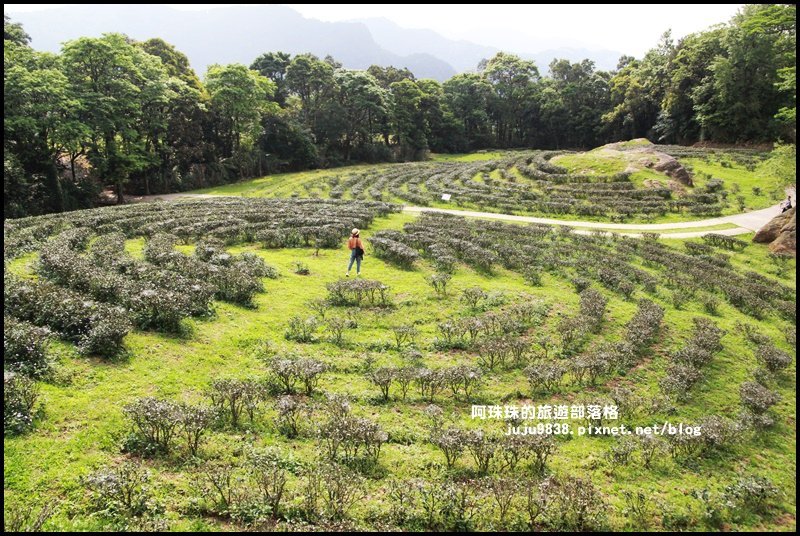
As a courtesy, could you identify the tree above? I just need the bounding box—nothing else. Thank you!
[324,55,342,70]
[62,33,171,203]
[251,51,292,105]
[693,5,795,142]
[442,73,491,149]
[140,38,203,91]
[482,52,540,147]
[132,77,209,195]
[603,31,674,142]
[205,63,275,157]
[328,70,389,162]
[367,65,415,89]
[390,79,428,159]
[741,3,795,142]
[258,111,318,170]
[416,79,461,153]
[364,67,420,148]
[656,28,726,144]
[5,40,89,212]
[4,15,30,46]
[538,81,570,149]
[775,65,796,142]
[4,148,43,218]
[285,53,335,128]
[543,59,610,148]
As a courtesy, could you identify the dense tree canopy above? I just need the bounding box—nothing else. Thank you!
[206,64,276,155]
[61,34,172,203]
[250,51,291,105]
[3,4,796,216]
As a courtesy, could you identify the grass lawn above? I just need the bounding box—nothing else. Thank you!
[4,210,796,531]
[685,157,787,210]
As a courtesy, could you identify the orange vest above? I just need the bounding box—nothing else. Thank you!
[348,237,363,250]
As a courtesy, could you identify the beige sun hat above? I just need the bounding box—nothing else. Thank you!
[351,228,360,236]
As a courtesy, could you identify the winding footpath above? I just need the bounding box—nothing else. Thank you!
[133,188,795,239]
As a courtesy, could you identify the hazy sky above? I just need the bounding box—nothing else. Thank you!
[5,3,744,56]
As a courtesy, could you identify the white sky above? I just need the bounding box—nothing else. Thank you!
[5,3,745,56]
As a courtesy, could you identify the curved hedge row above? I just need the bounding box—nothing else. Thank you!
[4,198,398,358]
[5,274,130,357]
[389,212,795,324]
[312,150,729,219]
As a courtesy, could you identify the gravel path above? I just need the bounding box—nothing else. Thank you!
[129,193,218,202]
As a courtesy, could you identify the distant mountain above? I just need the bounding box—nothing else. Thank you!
[357,18,623,73]
[353,17,498,73]
[7,5,623,78]
[7,4,457,80]
[524,48,623,72]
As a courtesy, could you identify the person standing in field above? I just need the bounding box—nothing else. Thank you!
[345,228,365,277]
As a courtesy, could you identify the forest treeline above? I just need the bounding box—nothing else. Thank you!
[3,4,795,217]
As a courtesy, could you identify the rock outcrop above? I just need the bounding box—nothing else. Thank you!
[753,207,796,255]
[652,156,693,187]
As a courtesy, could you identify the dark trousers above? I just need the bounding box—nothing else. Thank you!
[347,250,362,272]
